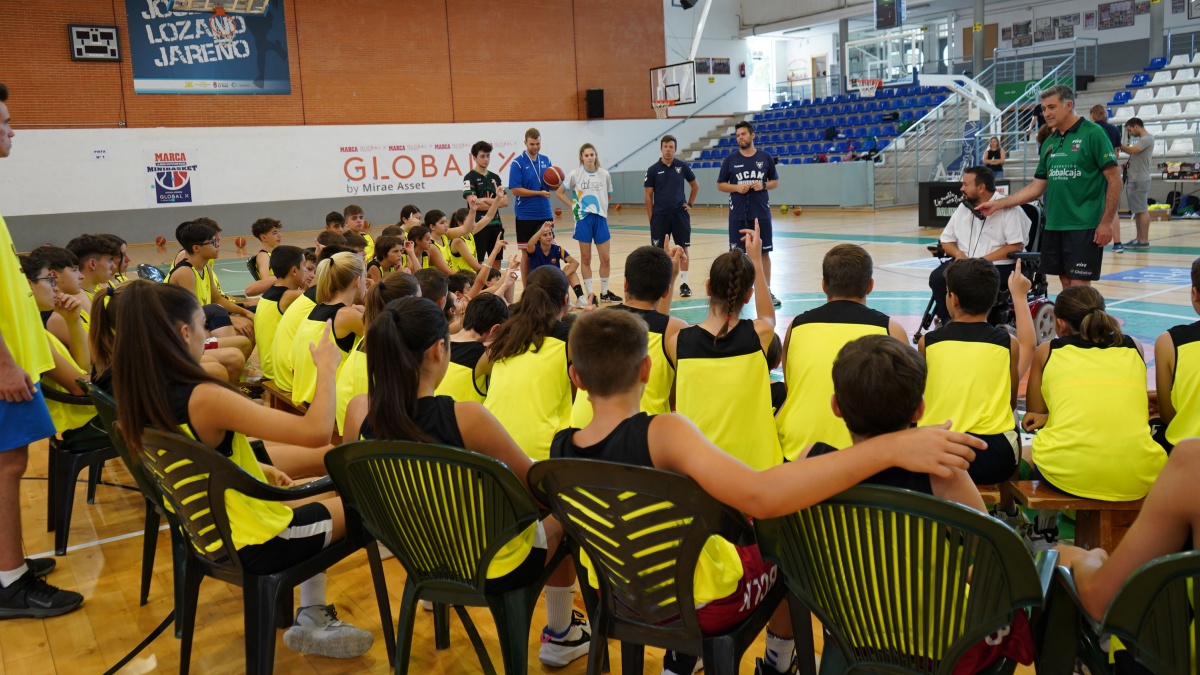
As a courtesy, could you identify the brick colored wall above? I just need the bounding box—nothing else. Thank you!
[0,0,664,128]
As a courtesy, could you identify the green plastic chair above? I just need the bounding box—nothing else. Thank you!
[755,485,1057,675]
[324,440,567,675]
[1042,552,1200,675]
[527,458,799,675]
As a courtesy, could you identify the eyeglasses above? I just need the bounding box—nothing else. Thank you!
[33,276,57,287]
[199,240,216,247]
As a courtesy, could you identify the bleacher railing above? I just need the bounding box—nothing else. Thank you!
[608,86,739,171]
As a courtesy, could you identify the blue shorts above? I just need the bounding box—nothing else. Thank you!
[0,383,55,452]
[573,213,611,245]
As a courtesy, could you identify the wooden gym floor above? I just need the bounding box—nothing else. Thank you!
[10,205,1197,673]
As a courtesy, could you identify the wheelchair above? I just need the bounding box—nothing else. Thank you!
[913,202,1056,346]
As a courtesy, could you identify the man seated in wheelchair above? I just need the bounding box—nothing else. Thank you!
[928,166,1031,326]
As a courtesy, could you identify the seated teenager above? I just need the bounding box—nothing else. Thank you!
[32,246,89,344]
[398,204,422,234]
[174,218,258,331]
[927,166,1029,325]
[666,222,782,470]
[111,281,373,659]
[289,253,365,408]
[341,297,582,668]
[767,334,786,416]
[776,244,906,459]
[526,222,590,308]
[366,235,406,285]
[571,244,688,428]
[101,234,130,287]
[1022,285,1167,545]
[245,217,284,297]
[335,271,421,435]
[435,292,509,404]
[64,233,119,320]
[448,193,503,274]
[1154,257,1200,452]
[918,258,1023,484]
[254,246,310,382]
[168,220,252,358]
[556,310,987,675]
[271,245,351,393]
[343,204,373,261]
[342,232,368,258]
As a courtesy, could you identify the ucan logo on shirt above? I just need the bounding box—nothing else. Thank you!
[145,150,199,207]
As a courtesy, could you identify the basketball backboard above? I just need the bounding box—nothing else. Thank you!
[650,61,697,106]
[171,0,270,13]
[845,30,924,92]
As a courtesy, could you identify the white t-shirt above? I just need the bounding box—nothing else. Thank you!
[564,166,613,219]
[939,194,1030,263]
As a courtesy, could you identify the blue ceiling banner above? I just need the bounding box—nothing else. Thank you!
[124,0,290,95]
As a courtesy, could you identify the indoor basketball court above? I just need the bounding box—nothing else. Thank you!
[3,0,1200,673]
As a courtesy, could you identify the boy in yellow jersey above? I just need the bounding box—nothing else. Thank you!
[271,245,349,394]
[918,257,1025,484]
[168,221,245,348]
[0,83,84,617]
[174,218,258,332]
[571,244,688,427]
[436,293,510,403]
[556,311,987,675]
[776,244,906,459]
[1154,257,1200,451]
[64,233,118,322]
[245,217,283,297]
[33,247,89,348]
[344,205,373,261]
[255,246,310,381]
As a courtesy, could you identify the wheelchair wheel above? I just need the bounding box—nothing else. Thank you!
[1033,301,1056,345]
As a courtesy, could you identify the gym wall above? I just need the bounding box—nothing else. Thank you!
[0,0,666,128]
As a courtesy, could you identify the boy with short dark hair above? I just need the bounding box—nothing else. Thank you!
[342,231,368,256]
[270,245,349,393]
[64,233,118,305]
[245,217,283,296]
[100,234,130,286]
[775,244,906,458]
[554,310,985,675]
[918,258,1025,484]
[172,218,257,336]
[325,211,346,234]
[436,293,511,403]
[31,246,87,348]
[343,205,374,261]
[255,245,311,381]
[168,221,241,342]
[315,230,347,258]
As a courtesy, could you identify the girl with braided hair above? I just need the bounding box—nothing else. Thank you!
[665,220,782,469]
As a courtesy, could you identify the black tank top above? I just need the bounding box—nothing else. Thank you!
[166,380,236,456]
[307,303,357,353]
[986,148,1003,171]
[260,285,286,303]
[807,441,932,495]
[304,285,318,302]
[359,395,464,447]
[550,412,655,467]
[614,305,671,360]
[449,340,487,370]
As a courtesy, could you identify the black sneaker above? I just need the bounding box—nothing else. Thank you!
[0,570,83,619]
[771,292,782,308]
[26,557,54,580]
[679,283,692,298]
[600,290,623,303]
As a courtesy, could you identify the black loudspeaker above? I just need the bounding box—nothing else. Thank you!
[679,0,697,7]
[586,89,605,119]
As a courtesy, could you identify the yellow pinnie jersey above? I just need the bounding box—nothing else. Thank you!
[920,321,1015,434]
[269,287,317,392]
[436,340,488,403]
[572,306,675,427]
[254,285,287,381]
[1166,320,1200,446]
[335,338,367,435]
[484,321,573,460]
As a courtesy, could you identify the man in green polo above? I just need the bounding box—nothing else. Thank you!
[980,84,1121,288]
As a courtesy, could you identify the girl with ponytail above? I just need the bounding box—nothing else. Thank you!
[111,280,374,659]
[665,220,783,470]
[1022,285,1165,540]
[289,252,365,407]
[479,265,575,461]
[341,296,570,660]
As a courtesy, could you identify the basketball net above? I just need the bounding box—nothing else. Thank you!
[652,100,674,120]
[858,78,883,98]
[210,7,237,46]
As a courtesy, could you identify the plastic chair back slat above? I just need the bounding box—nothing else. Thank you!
[1098,551,1200,675]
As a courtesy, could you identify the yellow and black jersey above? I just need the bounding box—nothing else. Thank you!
[920,321,1014,435]
[423,234,455,270]
[269,286,317,392]
[1032,335,1166,501]
[1166,320,1200,446]
[290,302,356,405]
[675,320,782,470]
[436,340,488,403]
[776,300,890,458]
[484,321,573,460]
[254,285,287,381]
[572,306,675,428]
[335,338,367,435]
[169,260,212,306]
[450,233,478,272]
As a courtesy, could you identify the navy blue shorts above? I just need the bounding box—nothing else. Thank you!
[729,217,774,253]
[0,383,55,452]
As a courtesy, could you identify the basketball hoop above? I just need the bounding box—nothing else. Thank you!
[652,100,675,119]
[858,78,883,98]
[209,7,237,46]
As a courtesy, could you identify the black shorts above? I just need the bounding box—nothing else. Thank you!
[729,217,774,252]
[1040,228,1103,280]
[238,502,333,574]
[650,209,692,248]
[483,541,548,594]
[966,430,1019,485]
[202,303,233,330]
[474,223,504,261]
[516,219,549,246]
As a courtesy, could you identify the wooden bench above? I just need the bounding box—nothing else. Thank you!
[977,484,1001,505]
[259,380,342,445]
[1001,480,1143,551]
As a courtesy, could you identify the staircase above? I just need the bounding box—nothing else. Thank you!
[682,113,750,164]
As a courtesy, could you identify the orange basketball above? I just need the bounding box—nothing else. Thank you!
[554,208,563,217]
[543,166,565,188]
[155,236,167,247]
[235,236,247,248]
[615,203,622,211]
[792,207,802,216]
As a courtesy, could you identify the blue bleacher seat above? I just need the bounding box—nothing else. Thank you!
[787,120,799,130]
[834,141,849,153]
[1128,73,1150,87]
[834,116,847,126]
[878,140,890,151]
[853,103,865,113]
[1109,90,1132,106]
[1145,57,1168,71]
[797,143,809,154]
[786,144,798,155]
[882,124,897,136]
[902,97,917,108]
[829,156,842,163]
[900,110,915,121]
[803,157,815,164]
[933,95,947,105]
[869,125,883,137]
[847,115,860,126]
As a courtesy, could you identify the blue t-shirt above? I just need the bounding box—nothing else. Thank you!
[529,243,570,271]
[644,159,696,214]
[717,149,778,226]
[509,152,554,220]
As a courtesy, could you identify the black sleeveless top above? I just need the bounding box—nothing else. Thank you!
[304,285,317,302]
[307,302,357,353]
[449,340,487,370]
[807,441,932,495]
[986,148,1003,171]
[359,395,464,447]
[167,381,236,456]
[550,413,655,467]
[260,285,286,303]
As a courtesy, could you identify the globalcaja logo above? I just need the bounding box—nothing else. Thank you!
[147,152,196,205]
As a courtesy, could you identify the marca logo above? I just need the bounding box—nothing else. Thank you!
[147,151,196,205]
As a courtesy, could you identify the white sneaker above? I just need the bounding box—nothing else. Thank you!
[575,296,588,309]
[376,541,394,560]
[419,599,433,611]
[539,609,591,667]
[282,604,374,658]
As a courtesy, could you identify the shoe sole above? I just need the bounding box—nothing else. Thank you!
[0,600,83,620]
[539,643,590,668]
[282,629,374,659]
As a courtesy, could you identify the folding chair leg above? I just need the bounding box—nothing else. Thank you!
[52,451,78,556]
[177,557,204,675]
[488,590,538,675]
[433,602,451,649]
[394,580,421,675]
[245,577,282,675]
[789,595,818,675]
[86,460,102,504]
[45,446,58,533]
[139,502,160,606]
[365,542,395,666]
[620,643,645,675]
[170,524,188,639]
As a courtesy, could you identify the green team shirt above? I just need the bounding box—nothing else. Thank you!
[1034,117,1117,231]
[462,169,503,228]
